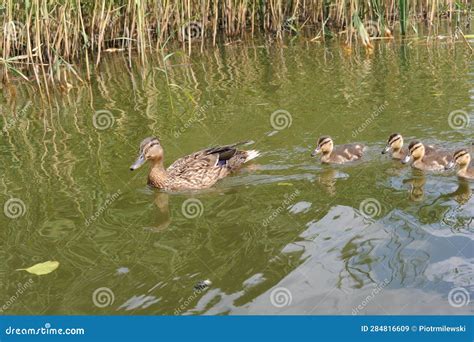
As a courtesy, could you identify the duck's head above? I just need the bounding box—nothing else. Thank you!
[130,137,163,171]
[311,136,333,157]
[382,133,403,154]
[445,149,471,170]
[402,140,425,164]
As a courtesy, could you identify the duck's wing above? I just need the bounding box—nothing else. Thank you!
[423,150,452,165]
[424,145,436,155]
[168,141,249,172]
[166,142,250,188]
[165,152,224,189]
[205,141,251,162]
[336,143,365,159]
[424,145,453,160]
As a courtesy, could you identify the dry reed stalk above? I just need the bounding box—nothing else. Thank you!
[0,0,471,86]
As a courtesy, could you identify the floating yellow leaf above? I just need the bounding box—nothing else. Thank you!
[17,261,59,275]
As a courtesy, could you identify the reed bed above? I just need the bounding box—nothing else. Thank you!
[0,0,472,86]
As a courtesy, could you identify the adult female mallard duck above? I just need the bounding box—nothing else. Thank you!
[130,137,260,190]
[401,140,451,171]
[445,149,474,180]
[311,136,364,164]
[382,133,436,160]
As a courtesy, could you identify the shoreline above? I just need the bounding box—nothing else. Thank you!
[1,0,472,85]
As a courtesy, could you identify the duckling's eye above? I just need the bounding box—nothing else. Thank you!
[456,152,468,160]
[319,140,331,147]
[390,137,401,144]
[410,145,422,154]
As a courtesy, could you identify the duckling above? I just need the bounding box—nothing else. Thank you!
[401,140,451,171]
[130,137,260,190]
[311,136,364,164]
[445,149,474,180]
[382,133,436,160]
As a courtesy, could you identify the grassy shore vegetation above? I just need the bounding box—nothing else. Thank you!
[0,0,472,87]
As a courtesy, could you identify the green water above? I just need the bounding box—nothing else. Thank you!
[1,37,473,315]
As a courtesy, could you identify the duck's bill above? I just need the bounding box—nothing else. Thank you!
[130,154,146,171]
[311,147,321,157]
[445,161,455,171]
[381,145,391,154]
[401,155,411,164]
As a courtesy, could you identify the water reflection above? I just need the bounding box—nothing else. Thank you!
[1,37,473,315]
[153,192,171,231]
[404,173,427,202]
[317,167,338,196]
[445,179,472,205]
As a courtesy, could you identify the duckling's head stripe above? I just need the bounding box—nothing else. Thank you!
[318,136,332,146]
[454,149,469,161]
[408,140,423,153]
[388,133,401,144]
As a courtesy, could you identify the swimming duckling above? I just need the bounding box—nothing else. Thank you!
[445,149,474,180]
[311,136,364,164]
[401,140,451,171]
[382,133,436,160]
[130,137,260,190]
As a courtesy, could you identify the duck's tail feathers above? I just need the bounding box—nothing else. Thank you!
[244,150,260,163]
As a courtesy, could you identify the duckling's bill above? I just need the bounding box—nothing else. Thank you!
[382,145,391,154]
[401,155,412,164]
[311,146,321,157]
[445,161,455,170]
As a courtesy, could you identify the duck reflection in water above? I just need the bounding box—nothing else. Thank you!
[317,168,338,196]
[152,192,171,231]
[403,173,426,202]
[151,188,229,232]
[443,179,472,205]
